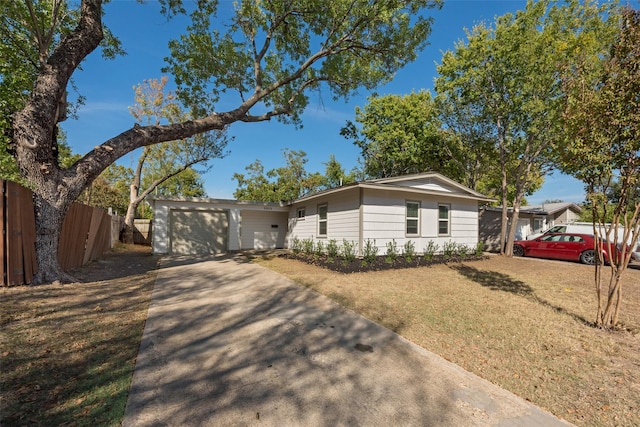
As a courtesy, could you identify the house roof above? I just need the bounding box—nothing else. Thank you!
[149,172,495,207]
[482,202,582,215]
[148,196,290,211]
[291,172,495,204]
[521,202,582,215]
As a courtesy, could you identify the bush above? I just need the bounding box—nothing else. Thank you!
[341,240,357,264]
[315,240,325,257]
[291,237,302,254]
[362,239,379,265]
[327,239,339,260]
[302,238,315,256]
[456,243,470,258]
[442,240,457,259]
[423,240,439,261]
[475,241,485,257]
[385,239,399,263]
[403,240,416,262]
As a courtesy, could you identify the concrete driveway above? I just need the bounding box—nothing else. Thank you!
[122,254,571,426]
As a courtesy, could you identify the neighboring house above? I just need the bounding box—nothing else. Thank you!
[479,202,583,252]
[150,172,494,256]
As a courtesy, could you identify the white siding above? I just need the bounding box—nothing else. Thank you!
[362,190,409,252]
[287,188,360,248]
[361,189,480,254]
[449,199,481,248]
[150,174,484,256]
[392,178,457,193]
[240,210,288,249]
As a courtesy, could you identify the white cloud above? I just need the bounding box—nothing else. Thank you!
[78,101,130,115]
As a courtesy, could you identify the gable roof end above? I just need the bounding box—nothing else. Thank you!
[368,172,493,201]
[290,172,494,205]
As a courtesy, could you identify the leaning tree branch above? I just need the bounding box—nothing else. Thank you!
[134,155,212,203]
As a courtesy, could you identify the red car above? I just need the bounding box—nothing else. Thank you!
[513,233,614,265]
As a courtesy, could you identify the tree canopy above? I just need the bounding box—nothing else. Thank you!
[434,0,616,255]
[558,6,640,328]
[6,0,442,283]
[341,91,452,179]
[121,76,229,242]
[233,150,356,203]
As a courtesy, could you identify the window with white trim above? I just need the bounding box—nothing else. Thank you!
[406,201,420,235]
[297,207,306,219]
[533,218,544,233]
[438,204,450,236]
[317,204,328,237]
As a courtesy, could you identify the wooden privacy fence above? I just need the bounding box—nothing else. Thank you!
[1,180,117,286]
[133,219,152,246]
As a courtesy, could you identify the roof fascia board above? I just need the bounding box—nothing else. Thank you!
[369,172,489,199]
[288,185,359,205]
[359,182,495,202]
[149,196,289,210]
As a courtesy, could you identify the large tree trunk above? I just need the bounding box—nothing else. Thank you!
[123,148,147,244]
[498,119,508,255]
[499,191,509,255]
[504,198,522,257]
[123,200,138,244]
[32,193,75,284]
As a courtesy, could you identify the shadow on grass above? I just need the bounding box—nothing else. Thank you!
[451,264,533,296]
[451,264,592,327]
[0,274,155,426]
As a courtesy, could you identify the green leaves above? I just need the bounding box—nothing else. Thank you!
[163,0,441,123]
[559,6,640,212]
[342,90,451,179]
[128,77,229,203]
[433,0,618,255]
[233,149,355,202]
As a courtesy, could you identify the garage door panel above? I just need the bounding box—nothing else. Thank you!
[240,210,287,249]
[170,210,228,255]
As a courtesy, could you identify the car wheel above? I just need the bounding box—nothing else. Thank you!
[513,245,524,257]
[580,249,596,265]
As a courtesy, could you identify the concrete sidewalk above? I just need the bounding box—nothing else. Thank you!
[122,254,571,426]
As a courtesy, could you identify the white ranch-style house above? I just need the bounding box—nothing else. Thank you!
[150,172,494,256]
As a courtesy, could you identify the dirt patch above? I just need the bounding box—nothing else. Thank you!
[1,244,160,426]
[255,253,640,427]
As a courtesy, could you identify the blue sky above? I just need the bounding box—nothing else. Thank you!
[61,0,586,205]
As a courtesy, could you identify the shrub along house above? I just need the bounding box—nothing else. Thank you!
[150,172,494,256]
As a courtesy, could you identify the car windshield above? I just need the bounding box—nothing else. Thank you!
[548,226,566,233]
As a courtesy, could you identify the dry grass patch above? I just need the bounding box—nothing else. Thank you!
[0,245,159,426]
[256,254,640,427]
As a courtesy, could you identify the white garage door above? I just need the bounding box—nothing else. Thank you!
[169,209,228,255]
[240,210,288,250]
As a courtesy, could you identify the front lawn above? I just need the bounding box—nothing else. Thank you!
[0,245,158,426]
[255,254,640,427]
